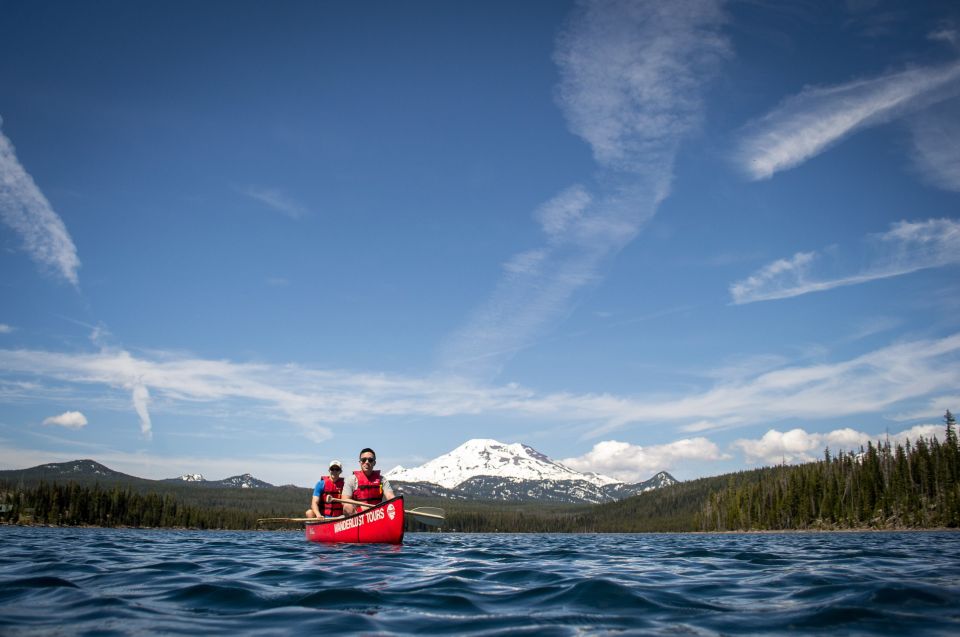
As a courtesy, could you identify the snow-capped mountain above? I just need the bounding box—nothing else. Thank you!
[173,473,205,482]
[162,472,273,488]
[216,473,273,488]
[386,439,677,504]
[388,438,620,488]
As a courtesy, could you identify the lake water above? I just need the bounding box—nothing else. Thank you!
[1,526,958,635]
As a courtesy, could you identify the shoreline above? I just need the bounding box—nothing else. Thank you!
[2,521,957,534]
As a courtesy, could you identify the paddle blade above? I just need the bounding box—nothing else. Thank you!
[408,507,445,527]
[411,506,445,517]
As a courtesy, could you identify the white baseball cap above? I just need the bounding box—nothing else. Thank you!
[329,460,343,470]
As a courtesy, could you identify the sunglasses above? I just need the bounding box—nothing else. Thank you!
[329,467,341,471]
[359,457,376,464]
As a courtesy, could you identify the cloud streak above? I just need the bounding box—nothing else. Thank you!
[731,218,960,304]
[0,121,81,285]
[554,0,729,172]
[241,186,308,219]
[908,99,960,192]
[737,60,960,180]
[440,0,728,378]
[2,332,958,443]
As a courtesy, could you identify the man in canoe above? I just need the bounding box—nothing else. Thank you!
[339,447,395,515]
[305,460,345,519]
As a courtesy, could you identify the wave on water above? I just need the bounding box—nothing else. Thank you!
[1,527,959,635]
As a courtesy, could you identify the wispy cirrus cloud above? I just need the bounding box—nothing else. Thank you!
[554,0,729,173]
[736,60,960,180]
[240,186,308,219]
[0,120,81,286]
[731,218,960,304]
[907,98,960,191]
[588,332,960,437]
[440,0,728,378]
[2,332,958,444]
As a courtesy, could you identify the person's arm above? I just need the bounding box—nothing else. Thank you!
[382,478,395,500]
[310,481,324,518]
[342,475,357,515]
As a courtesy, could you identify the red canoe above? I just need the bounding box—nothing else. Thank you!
[304,496,405,544]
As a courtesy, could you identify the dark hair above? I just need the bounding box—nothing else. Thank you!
[360,447,376,459]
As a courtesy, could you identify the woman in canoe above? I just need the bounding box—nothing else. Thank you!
[306,459,345,519]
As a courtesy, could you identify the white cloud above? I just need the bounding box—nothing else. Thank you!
[562,437,726,482]
[733,423,946,465]
[0,324,12,334]
[586,332,960,436]
[737,60,960,180]
[731,218,960,304]
[131,383,152,440]
[2,333,958,445]
[908,100,960,191]
[929,29,959,48]
[535,185,591,238]
[42,411,88,429]
[891,424,943,445]
[555,0,729,172]
[241,186,307,219]
[0,121,81,285]
[730,251,818,304]
[439,0,728,379]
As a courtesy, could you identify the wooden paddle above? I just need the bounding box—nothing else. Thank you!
[256,516,343,523]
[328,496,446,525]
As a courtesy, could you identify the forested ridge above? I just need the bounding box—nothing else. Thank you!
[3,413,957,533]
[697,411,960,531]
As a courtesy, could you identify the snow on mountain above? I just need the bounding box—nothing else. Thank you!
[216,473,273,488]
[175,473,205,482]
[386,438,621,489]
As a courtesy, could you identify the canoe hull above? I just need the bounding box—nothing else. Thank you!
[304,496,405,544]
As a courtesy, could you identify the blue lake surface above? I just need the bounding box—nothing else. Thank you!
[1,526,959,635]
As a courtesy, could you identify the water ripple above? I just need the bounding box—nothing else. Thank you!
[1,527,959,635]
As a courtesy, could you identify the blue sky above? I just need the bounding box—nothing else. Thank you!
[2,0,959,487]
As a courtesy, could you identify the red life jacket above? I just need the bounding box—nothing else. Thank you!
[352,470,383,507]
[321,476,344,517]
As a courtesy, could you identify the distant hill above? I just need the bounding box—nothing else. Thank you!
[0,460,276,490]
[0,460,308,516]
[0,459,151,486]
[162,472,275,488]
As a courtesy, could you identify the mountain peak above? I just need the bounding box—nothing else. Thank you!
[40,459,124,477]
[218,473,272,488]
[386,438,620,489]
